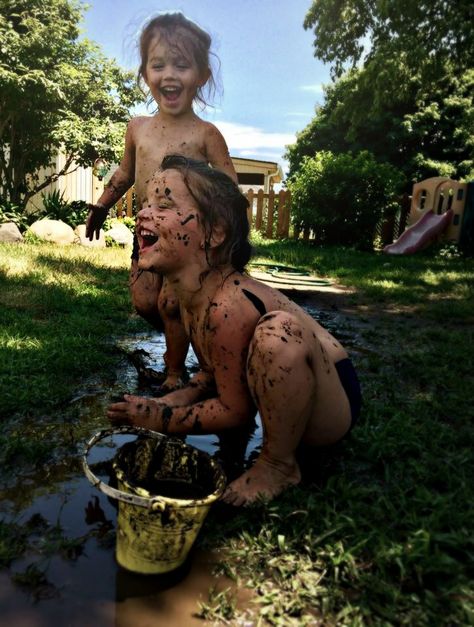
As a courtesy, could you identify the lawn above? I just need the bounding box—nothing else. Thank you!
[0,239,473,625]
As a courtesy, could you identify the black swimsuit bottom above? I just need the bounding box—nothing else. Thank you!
[335,358,362,429]
[241,288,362,429]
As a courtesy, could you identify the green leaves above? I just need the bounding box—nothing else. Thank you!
[288,150,404,248]
[0,0,142,208]
[290,1,474,188]
[304,0,474,80]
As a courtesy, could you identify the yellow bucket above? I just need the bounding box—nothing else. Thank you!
[82,426,226,575]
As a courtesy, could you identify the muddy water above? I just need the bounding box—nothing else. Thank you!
[0,302,369,626]
[0,334,260,627]
[0,471,243,627]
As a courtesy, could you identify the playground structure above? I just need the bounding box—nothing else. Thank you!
[384,177,474,254]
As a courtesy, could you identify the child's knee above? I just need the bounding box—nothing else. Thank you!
[158,289,180,318]
[248,311,307,370]
[129,267,164,328]
[252,311,303,349]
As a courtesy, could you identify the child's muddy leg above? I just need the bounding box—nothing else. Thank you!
[129,260,164,332]
[222,311,314,506]
[158,278,189,392]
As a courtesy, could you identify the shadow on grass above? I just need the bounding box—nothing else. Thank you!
[1,243,473,624]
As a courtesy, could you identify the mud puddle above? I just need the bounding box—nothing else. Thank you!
[0,428,254,626]
[0,334,260,627]
[0,303,372,626]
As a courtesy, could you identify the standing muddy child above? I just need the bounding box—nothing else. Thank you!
[86,12,237,391]
[108,156,362,506]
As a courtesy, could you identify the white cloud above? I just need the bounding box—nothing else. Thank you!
[300,83,325,94]
[285,111,313,117]
[213,121,295,158]
[238,149,283,160]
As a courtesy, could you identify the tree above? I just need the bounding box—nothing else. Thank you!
[288,150,403,249]
[0,0,141,209]
[303,0,474,82]
[286,65,474,185]
[288,0,474,184]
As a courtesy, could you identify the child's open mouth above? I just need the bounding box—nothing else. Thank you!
[138,228,159,252]
[160,86,181,103]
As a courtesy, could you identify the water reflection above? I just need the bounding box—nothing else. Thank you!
[0,302,368,625]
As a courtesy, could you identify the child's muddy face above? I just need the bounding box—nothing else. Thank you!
[144,36,206,117]
[136,170,202,273]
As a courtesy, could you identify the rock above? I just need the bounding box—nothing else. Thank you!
[29,219,76,245]
[75,224,106,248]
[0,222,23,243]
[106,221,134,247]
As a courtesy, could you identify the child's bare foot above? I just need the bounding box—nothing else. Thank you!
[221,455,301,507]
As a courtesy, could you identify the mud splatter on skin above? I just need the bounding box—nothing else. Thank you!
[165,187,171,196]
[161,406,173,433]
[242,289,266,317]
[319,343,331,374]
[180,214,195,226]
[106,180,129,196]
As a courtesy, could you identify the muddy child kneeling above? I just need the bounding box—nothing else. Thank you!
[108,155,362,506]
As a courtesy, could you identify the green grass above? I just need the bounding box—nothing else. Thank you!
[1,239,473,624]
[251,235,474,321]
[0,242,143,417]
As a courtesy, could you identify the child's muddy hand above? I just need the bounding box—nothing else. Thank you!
[107,394,140,425]
[85,204,108,240]
[107,394,165,429]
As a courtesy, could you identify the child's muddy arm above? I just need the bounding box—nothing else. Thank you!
[107,306,258,434]
[156,370,216,407]
[107,362,250,434]
[86,121,136,239]
[107,389,253,435]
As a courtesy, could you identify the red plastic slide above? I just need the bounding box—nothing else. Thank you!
[383,209,453,255]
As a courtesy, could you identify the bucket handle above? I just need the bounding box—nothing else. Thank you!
[82,426,170,511]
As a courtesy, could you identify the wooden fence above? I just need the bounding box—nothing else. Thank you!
[115,187,293,240]
[115,188,134,219]
[246,189,291,239]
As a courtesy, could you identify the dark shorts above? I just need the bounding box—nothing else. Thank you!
[131,233,139,261]
[335,358,362,430]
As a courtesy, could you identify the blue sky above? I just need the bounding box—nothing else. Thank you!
[81,0,330,176]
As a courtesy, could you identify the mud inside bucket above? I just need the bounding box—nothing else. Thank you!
[82,427,226,575]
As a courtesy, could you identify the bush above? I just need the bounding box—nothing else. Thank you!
[18,190,89,230]
[37,192,88,228]
[0,200,34,232]
[39,190,71,222]
[0,199,49,232]
[66,200,90,228]
[288,151,405,249]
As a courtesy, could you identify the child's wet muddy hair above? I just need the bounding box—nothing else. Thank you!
[138,12,217,108]
[161,155,252,272]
